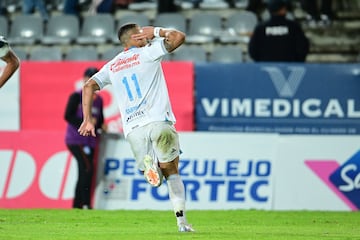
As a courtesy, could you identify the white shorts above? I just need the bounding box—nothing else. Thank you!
[126,121,180,171]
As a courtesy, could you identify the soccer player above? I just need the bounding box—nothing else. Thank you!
[78,24,194,232]
[0,36,20,89]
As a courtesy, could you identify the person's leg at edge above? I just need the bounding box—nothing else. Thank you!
[160,157,194,231]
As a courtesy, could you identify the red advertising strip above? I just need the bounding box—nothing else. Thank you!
[20,61,194,132]
[162,61,194,131]
[0,131,72,208]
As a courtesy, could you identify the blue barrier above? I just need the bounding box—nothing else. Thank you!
[195,63,360,134]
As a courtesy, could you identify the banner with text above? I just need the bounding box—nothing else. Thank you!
[94,132,277,210]
[20,61,194,132]
[195,63,360,135]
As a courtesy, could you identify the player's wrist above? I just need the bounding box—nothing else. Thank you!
[153,27,162,38]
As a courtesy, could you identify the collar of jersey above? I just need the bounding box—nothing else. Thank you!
[124,46,137,51]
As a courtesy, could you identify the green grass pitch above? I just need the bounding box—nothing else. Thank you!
[0,209,359,239]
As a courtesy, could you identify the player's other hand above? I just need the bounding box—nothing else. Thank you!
[78,120,96,137]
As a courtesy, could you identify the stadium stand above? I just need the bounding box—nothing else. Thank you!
[114,12,150,42]
[219,10,258,44]
[65,46,99,61]
[172,44,208,62]
[153,13,187,33]
[209,45,243,63]
[29,46,63,61]
[186,12,222,44]
[42,15,80,45]
[0,16,8,37]
[12,46,28,60]
[100,46,123,60]
[8,15,43,45]
[77,14,115,45]
[0,0,358,63]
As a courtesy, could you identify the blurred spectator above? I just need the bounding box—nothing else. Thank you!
[248,0,309,62]
[246,0,267,20]
[301,0,335,26]
[157,0,179,13]
[64,67,106,209]
[63,0,80,16]
[88,0,115,14]
[22,0,49,21]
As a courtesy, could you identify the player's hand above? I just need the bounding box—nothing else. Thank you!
[132,26,154,40]
[78,120,96,137]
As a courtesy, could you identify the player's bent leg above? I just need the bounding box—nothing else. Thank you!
[143,155,163,187]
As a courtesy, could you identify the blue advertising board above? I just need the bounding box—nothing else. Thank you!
[195,63,360,134]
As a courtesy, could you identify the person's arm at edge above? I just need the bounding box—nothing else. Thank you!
[78,78,100,137]
[0,50,20,89]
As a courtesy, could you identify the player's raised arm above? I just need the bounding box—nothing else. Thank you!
[78,79,100,137]
[132,26,186,53]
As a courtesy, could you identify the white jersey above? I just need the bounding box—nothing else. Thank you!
[93,38,176,137]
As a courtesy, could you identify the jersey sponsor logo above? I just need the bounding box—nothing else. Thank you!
[126,109,145,123]
[110,53,140,72]
[305,151,360,210]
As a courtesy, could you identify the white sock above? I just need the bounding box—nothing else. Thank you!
[167,174,187,225]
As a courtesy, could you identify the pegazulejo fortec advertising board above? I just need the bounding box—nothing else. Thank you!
[93,132,277,210]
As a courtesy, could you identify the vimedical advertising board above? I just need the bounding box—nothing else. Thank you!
[196,63,360,135]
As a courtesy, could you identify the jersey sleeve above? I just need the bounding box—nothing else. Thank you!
[92,63,112,89]
[143,38,168,61]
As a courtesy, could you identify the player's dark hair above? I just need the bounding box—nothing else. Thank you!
[118,23,138,45]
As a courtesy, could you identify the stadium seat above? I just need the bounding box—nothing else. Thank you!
[186,12,222,44]
[128,0,156,10]
[42,15,80,45]
[65,47,99,61]
[199,0,229,9]
[113,13,150,43]
[0,16,8,37]
[29,46,63,61]
[8,15,44,45]
[172,45,207,62]
[12,47,28,60]
[100,47,123,60]
[209,45,243,63]
[220,11,258,44]
[77,14,115,44]
[234,0,249,8]
[117,12,150,27]
[153,13,187,33]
